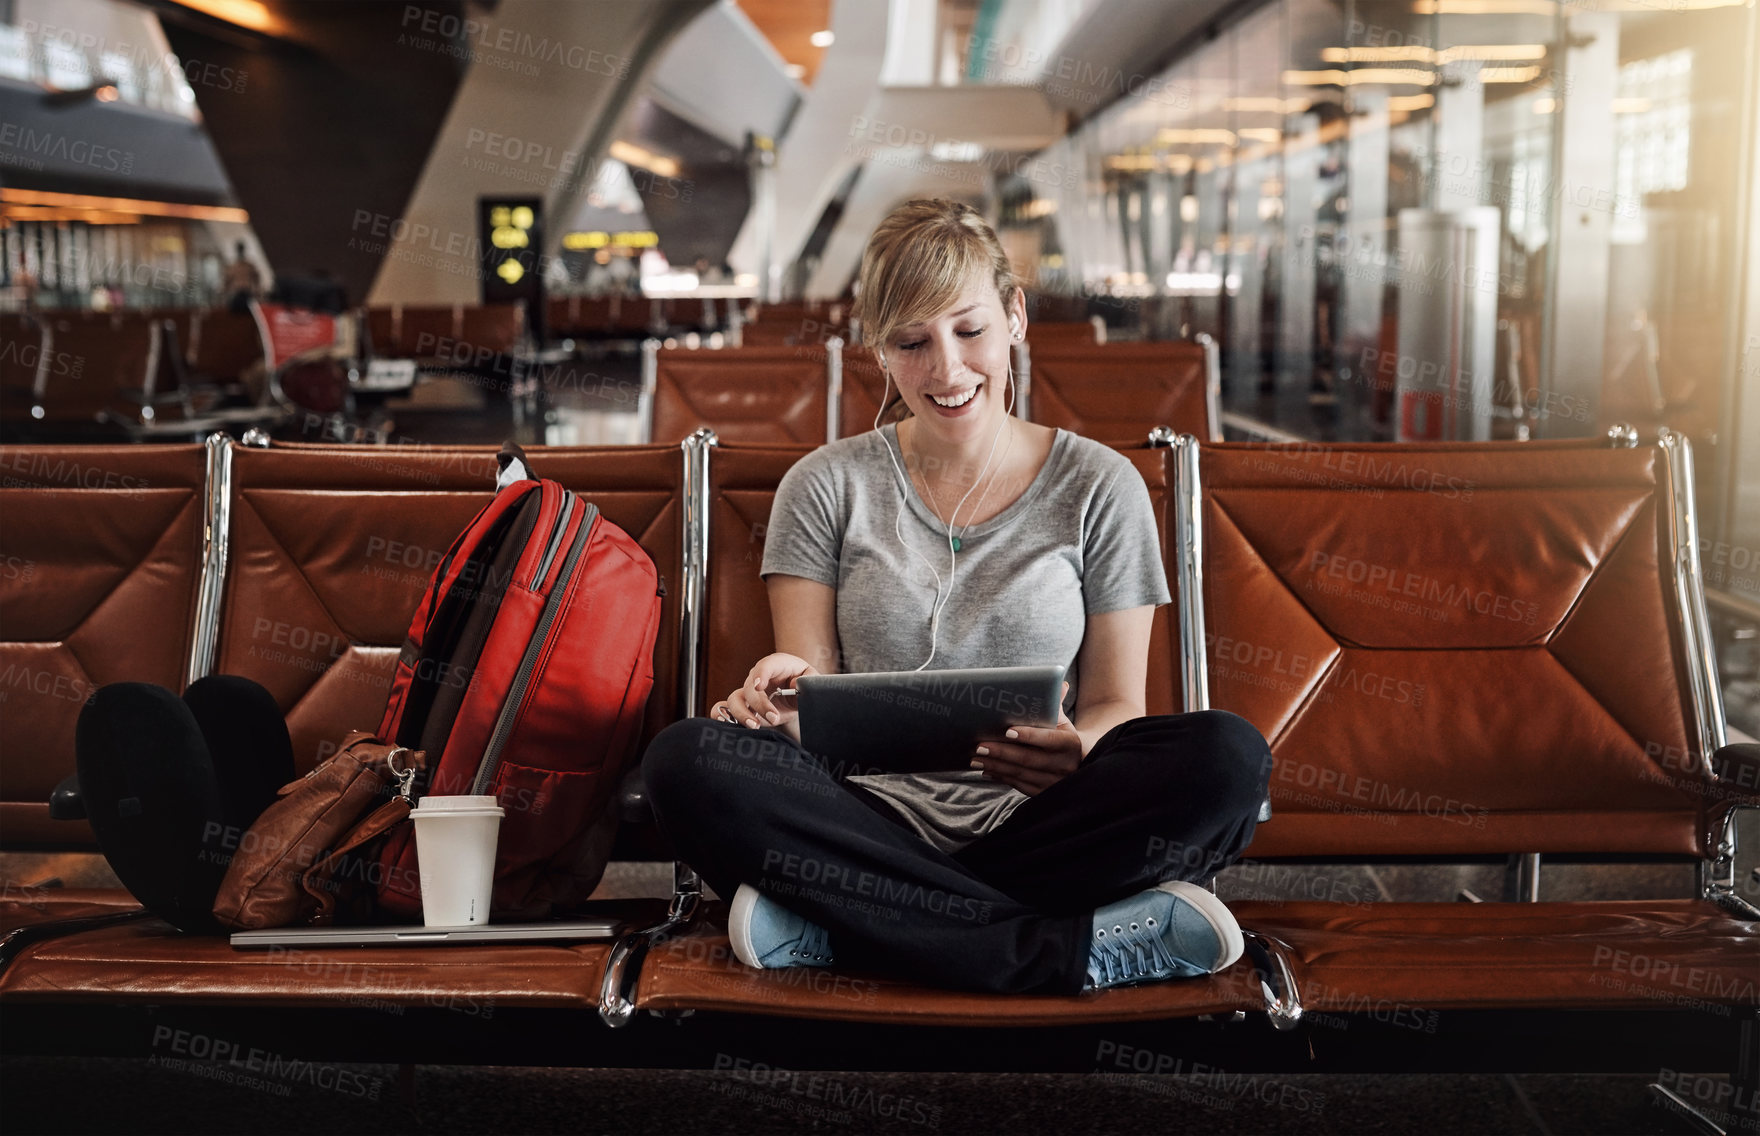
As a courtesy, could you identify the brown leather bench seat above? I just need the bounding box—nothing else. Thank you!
[644,343,838,446]
[0,439,685,1006]
[1023,339,1220,443]
[0,431,1751,1068]
[633,903,1264,1026]
[1180,437,1755,1022]
[1240,899,1755,1013]
[0,903,667,1010]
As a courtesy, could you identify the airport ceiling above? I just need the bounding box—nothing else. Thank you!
[734,0,833,87]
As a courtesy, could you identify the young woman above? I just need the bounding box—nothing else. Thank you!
[642,199,1270,995]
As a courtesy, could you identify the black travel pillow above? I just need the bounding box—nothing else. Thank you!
[74,675,294,933]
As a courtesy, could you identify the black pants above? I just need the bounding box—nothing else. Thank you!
[642,710,1272,995]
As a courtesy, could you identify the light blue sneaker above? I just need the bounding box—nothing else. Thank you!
[1084,880,1245,990]
[728,884,836,969]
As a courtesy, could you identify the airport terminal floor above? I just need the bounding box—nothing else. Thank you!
[3,0,1759,1133]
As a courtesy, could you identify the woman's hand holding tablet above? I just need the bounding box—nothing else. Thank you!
[971,681,1083,795]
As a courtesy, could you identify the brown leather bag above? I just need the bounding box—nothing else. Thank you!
[213,732,425,931]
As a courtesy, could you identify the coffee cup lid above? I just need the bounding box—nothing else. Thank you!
[413,795,504,816]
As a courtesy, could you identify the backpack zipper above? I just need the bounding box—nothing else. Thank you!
[471,502,598,794]
[530,492,576,591]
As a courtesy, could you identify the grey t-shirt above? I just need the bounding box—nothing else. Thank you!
[760,424,1172,852]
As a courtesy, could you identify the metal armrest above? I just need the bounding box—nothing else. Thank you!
[617,766,652,825]
[1704,747,1760,920]
[1712,744,1760,806]
[597,862,702,1027]
[1240,930,1303,1031]
[48,772,85,821]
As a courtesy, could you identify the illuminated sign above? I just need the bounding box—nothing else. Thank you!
[478,195,543,317]
[562,230,659,250]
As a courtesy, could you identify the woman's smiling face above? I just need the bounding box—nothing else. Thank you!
[883,273,1026,444]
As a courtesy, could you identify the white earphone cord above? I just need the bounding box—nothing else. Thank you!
[875,330,1018,671]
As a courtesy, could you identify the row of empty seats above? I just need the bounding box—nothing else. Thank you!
[638,336,1221,447]
[0,309,264,432]
[0,430,1749,1072]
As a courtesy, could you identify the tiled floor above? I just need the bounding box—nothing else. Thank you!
[0,1058,1735,1134]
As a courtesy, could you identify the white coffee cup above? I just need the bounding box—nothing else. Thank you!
[410,794,504,927]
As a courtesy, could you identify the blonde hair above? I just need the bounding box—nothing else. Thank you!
[856,200,1018,422]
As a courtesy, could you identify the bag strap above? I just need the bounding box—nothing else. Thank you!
[496,440,537,489]
[300,796,412,925]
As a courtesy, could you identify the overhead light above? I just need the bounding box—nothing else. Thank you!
[1179,195,1199,222]
[1478,65,1543,83]
[810,29,835,48]
[1156,128,1238,145]
[1320,44,1546,65]
[1283,68,1438,87]
[1237,127,1282,142]
[94,85,120,102]
[169,0,277,32]
[784,63,807,79]
[1612,97,1653,113]
[1321,46,1431,64]
[1413,0,1559,13]
[1533,97,1558,114]
[0,206,143,224]
[1424,0,1745,8]
[608,140,681,179]
[1388,93,1436,112]
[1223,96,1308,113]
[930,140,985,162]
[0,188,249,223]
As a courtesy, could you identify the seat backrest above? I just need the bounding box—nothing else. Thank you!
[0,314,42,421]
[36,313,156,421]
[838,346,889,440]
[144,309,196,364]
[363,307,399,357]
[607,295,656,333]
[456,303,525,357]
[701,443,812,710]
[699,439,1182,718]
[1024,320,1099,346]
[396,306,462,358]
[211,442,685,771]
[1028,341,1217,443]
[649,344,833,446]
[739,304,846,349]
[0,444,208,849]
[546,296,578,339]
[576,297,616,334]
[1193,439,1715,860]
[189,308,263,382]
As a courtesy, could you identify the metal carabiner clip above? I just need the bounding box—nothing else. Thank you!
[386,747,417,802]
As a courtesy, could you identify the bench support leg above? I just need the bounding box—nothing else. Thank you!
[1503,853,1541,902]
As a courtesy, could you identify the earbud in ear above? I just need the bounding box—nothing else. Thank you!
[1009,317,1021,340]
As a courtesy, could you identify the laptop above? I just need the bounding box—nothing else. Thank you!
[792,664,1066,776]
[229,918,622,949]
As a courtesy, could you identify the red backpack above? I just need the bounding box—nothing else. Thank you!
[374,445,662,919]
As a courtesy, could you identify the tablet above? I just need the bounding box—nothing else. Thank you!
[793,665,1066,775]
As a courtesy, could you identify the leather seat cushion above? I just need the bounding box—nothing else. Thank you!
[1240,899,1757,1011]
[0,899,668,1008]
[2,887,142,930]
[634,912,1266,1026]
